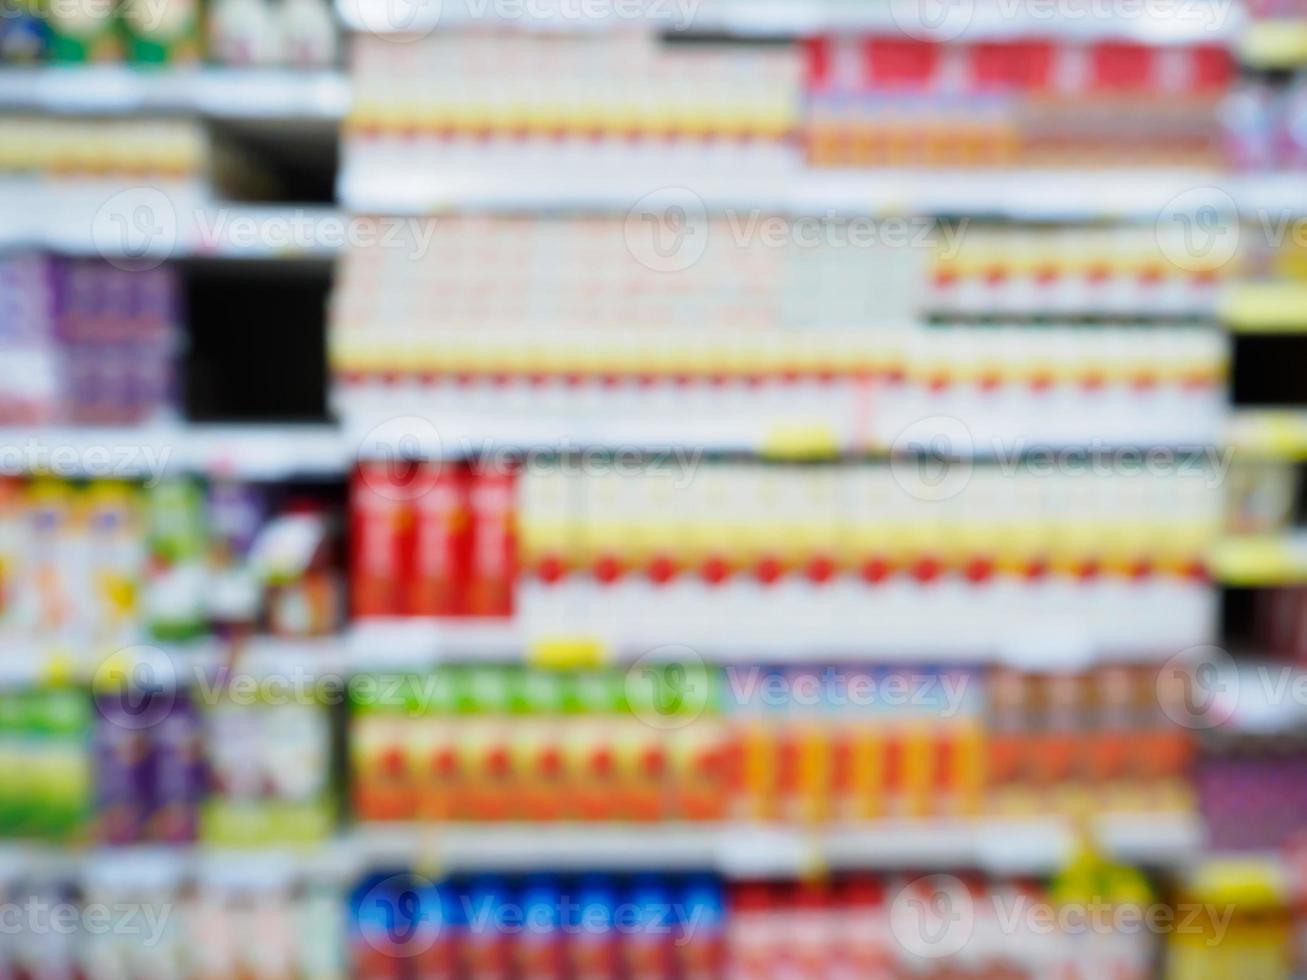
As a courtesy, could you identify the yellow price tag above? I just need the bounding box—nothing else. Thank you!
[1209,535,1307,586]
[1223,282,1307,333]
[527,637,607,670]
[761,424,840,461]
[41,649,75,687]
[1241,20,1307,69]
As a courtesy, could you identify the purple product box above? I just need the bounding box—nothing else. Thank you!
[149,690,204,844]
[91,694,154,845]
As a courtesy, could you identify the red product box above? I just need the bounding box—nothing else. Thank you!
[466,467,518,617]
[1190,44,1235,91]
[972,39,1055,91]
[1091,41,1155,91]
[865,37,938,90]
[407,463,472,617]
[351,463,413,618]
[804,37,833,91]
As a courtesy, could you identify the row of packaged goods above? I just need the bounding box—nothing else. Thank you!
[0,0,337,66]
[7,866,1286,980]
[0,476,343,648]
[0,686,332,845]
[342,33,1304,175]
[350,663,1196,824]
[330,215,1229,448]
[0,459,1249,652]
[0,662,1197,843]
[0,255,178,426]
[4,458,1302,653]
[0,117,206,182]
[350,461,1223,651]
[333,221,1235,325]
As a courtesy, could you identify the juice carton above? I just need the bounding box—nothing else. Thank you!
[568,874,620,980]
[624,874,675,980]
[351,464,411,619]
[510,668,568,822]
[516,874,567,980]
[678,875,725,980]
[410,670,459,823]
[148,688,202,843]
[456,666,514,821]
[460,874,513,979]
[408,463,471,617]
[466,467,517,617]
[351,682,413,821]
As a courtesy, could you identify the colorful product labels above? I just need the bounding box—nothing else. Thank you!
[351,462,517,621]
[349,663,1193,827]
[349,871,724,980]
[203,696,335,845]
[0,688,91,841]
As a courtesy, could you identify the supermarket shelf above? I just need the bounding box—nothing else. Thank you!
[0,189,347,260]
[0,634,348,690]
[0,66,349,119]
[0,842,361,885]
[0,813,1203,882]
[1208,532,1307,586]
[350,413,846,461]
[1217,659,1307,735]
[349,814,1204,875]
[1225,409,1307,460]
[338,167,1234,221]
[1223,282,1307,333]
[346,410,1223,463]
[0,424,348,480]
[346,617,1198,671]
[338,0,1239,41]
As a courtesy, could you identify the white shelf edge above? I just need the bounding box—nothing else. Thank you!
[338,0,1241,42]
[0,66,349,120]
